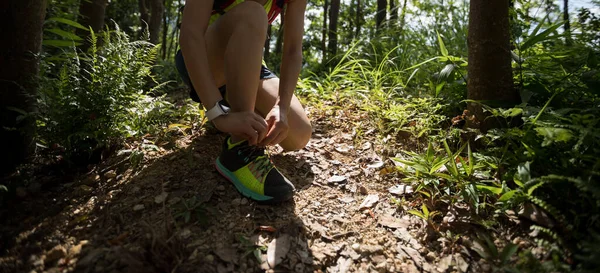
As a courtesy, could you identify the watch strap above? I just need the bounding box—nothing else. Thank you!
[206,100,229,121]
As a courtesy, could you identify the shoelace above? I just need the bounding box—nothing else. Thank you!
[237,145,274,177]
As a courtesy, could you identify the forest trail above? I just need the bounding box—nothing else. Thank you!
[1,100,482,273]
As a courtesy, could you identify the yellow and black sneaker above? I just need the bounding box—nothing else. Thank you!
[215,136,295,204]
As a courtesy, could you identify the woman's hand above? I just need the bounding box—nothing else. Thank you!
[212,112,268,146]
[259,105,289,147]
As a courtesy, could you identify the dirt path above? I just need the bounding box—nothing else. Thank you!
[1,105,484,273]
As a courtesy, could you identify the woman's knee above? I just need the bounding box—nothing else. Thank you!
[282,121,312,151]
[233,1,268,34]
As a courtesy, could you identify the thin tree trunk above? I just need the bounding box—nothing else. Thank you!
[139,0,150,38]
[564,0,572,45]
[149,0,164,44]
[328,0,340,61]
[389,0,397,27]
[467,0,517,131]
[167,0,182,60]
[275,12,285,56]
[264,25,272,62]
[355,0,361,40]
[322,0,329,65]
[77,0,108,51]
[0,0,47,174]
[77,0,108,33]
[399,0,408,35]
[162,0,169,59]
[376,0,386,31]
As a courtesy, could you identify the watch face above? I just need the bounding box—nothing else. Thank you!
[219,101,230,113]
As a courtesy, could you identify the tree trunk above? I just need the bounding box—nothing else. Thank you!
[275,12,285,56]
[376,0,386,31]
[389,0,397,26]
[467,0,517,131]
[264,25,272,62]
[139,0,150,38]
[77,0,108,33]
[167,0,182,60]
[322,0,329,65]
[149,0,164,44]
[327,0,340,61]
[399,0,408,35]
[77,0,108,51]
[564,0,572,45]
[162,0,169,59]
[0,0,47,174]
[355,0,361,40]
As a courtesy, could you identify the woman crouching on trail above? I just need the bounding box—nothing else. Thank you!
[176,0,311,204]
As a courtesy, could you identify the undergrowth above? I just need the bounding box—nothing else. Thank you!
[38,24,201,165]
[298,14,600,271]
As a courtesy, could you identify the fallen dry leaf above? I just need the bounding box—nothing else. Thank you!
[214,246,238,264]
[334,144,352,153]
[338,196,355,203]
[378,215,411,229]
[361,142,372,150]
[359,194,379,210]
[257,226,277,233]
[389,184,414,195]
[367,161,384,169]
[267,234,291,268]
[328,175,347,184]
[154,191,168,204]
[108,232,129,245]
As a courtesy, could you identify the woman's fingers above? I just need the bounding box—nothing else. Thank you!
[251,120,267,144]
[271,130,288,146]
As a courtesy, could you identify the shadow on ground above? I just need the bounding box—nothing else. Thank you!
[0,132,316,273]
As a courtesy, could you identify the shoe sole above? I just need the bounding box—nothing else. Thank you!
[215,157,290,204]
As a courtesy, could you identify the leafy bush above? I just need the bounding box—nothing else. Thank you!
[38,25,193,163]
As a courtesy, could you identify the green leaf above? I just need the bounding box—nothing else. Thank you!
[443,140,459,177]
[253,249,262,263]
[530,16,546,37]
[46,28,83,41]
[47,17,89,31]
[430,158,449,174]
[527,180,546,196]
[498,190,517,202]
[472,240,491,259]
[521,142,536,157]
[421,204,430,217]
[418,190,431,198]
[467,142,474,176]
[408,209,426,220]
[0,185,7,192]
[520,22,564,51]
[43,40,82,47]
[403,57,443,71]
[476,185,503,195]
[6,106,28,115]
[439,64,455,80]
[482,233,499,258]
[499,243,519,265]
[502,108,523,117]
[514,162,531,187]
[535,127,574,146]
[435,82,446,97]
[434,173,452,180]
[437,31,448,57]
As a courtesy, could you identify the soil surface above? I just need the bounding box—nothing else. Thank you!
[1,103,489,273]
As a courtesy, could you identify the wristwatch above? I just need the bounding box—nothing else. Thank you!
[206,100,230,121]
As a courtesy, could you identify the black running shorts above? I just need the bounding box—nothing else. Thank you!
[175,49,277,104]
